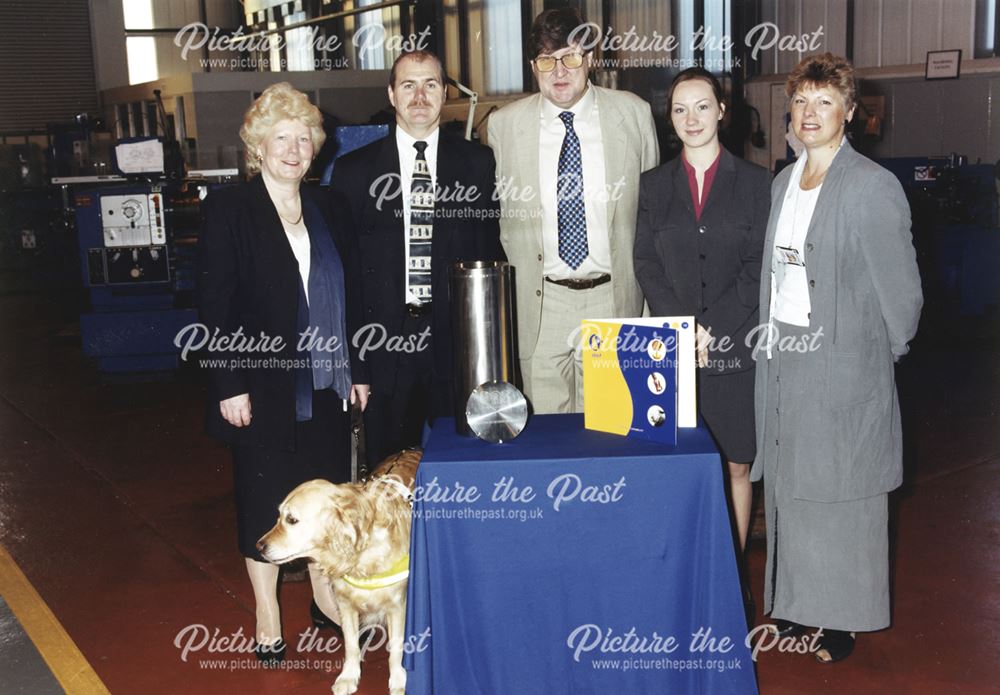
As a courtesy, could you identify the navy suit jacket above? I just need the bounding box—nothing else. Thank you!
[328,127,503,394]
[634,148,771,374]
[197,175,368,449]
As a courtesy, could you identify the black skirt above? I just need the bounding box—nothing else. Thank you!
[698,368,756,464]
[231,389,351,560]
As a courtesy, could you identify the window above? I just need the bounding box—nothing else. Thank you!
[122,0,157,84]
[482,0,523,94]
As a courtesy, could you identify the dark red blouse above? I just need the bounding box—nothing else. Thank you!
[681,150,721,220]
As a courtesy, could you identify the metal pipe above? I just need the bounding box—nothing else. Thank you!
[124,0,415,44]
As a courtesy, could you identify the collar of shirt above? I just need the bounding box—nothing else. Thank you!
[396,125,440,183]
[786,135,846,200]
[540,82,597,126]
[680,148,722,218]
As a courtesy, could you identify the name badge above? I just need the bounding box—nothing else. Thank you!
[776,245,805,267]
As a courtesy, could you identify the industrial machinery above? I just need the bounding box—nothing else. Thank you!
[879,155,999,318]
[70,177,208,373]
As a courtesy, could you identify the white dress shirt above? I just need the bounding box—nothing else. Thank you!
[538,84,611,280]
[396,126,440,304]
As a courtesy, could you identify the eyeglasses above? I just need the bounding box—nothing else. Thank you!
[532,52,586,72]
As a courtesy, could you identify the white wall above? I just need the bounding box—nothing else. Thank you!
[755,0,979,75]
[744,0,997,169]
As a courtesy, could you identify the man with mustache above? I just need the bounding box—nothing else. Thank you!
[330,50,502,467]
[487,8,660,413]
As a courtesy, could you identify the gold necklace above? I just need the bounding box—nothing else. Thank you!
[277,204,303,226]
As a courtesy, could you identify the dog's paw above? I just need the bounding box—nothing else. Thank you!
[331,669,361,695]
[389,669,406,695]
[332,675,359,695]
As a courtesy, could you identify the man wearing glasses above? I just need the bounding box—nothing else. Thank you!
[487,7,659,414]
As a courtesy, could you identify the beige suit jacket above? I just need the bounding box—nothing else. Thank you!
[487,85,660,359]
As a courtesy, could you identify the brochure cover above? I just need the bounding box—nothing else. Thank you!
[582,316,697,444]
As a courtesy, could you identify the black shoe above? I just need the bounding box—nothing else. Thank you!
[768,619,809,638]
[310,599,345,639]
[254,638,286,665]
[814,629,855,663]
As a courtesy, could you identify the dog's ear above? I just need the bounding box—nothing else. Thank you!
[339,496,374,552]
[323,506,357,550]
[320,491,371,568]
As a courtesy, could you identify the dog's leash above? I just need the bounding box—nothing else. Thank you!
[371,476,415,506]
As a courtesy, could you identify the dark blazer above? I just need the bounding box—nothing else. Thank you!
[197,175,368,450]
[328,127,503,391]
[634,148,771,374]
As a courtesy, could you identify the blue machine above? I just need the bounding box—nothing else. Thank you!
[71,124,389,373]
[879,157,999,317]
[73,183,198,372]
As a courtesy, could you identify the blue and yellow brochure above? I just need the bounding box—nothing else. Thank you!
[582,317,697,444]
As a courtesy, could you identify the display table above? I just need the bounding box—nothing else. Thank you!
[403,414,757,694]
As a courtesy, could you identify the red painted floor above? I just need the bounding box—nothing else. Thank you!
[0,292,997,694]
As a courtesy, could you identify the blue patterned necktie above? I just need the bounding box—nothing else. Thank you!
[408,140,433,303]
[557,111,588,270]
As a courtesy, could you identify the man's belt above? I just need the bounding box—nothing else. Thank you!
[544,274,611,291]
[405,302,433,318]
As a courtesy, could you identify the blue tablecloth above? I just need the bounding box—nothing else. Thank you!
[404,414,757,694]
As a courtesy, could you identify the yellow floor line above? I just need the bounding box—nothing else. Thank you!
[0,544,110,695]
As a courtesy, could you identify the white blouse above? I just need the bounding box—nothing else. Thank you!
[285,228,311,305]
[771,170,821,328]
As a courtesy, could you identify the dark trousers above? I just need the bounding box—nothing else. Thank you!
[363,313,452,468]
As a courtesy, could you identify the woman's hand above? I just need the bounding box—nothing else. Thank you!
[220,393,252,427]
[695,324,712,369]
[350,384,370,412]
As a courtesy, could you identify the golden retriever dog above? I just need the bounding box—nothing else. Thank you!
[257,449,420,695]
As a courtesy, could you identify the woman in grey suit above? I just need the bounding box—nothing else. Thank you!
[751,53,922,663]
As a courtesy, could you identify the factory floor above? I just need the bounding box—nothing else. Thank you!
[0,290,996,695]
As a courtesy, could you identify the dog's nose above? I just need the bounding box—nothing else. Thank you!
[256,539,267,552]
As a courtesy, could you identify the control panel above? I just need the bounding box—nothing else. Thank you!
[100,193,166,247]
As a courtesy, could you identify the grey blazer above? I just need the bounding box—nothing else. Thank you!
[486,86,660,359]
[750,141,923,502]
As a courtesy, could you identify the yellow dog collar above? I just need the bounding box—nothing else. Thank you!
[342,554,410,590]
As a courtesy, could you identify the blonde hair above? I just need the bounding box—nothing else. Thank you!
[239,82,326,175]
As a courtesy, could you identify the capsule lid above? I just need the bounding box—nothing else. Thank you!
[465,381,528,444]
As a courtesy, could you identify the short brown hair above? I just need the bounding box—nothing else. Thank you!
[785,52,857,110]
[528,7,597,59]
[389,50,446,89]
[239,82,325,175]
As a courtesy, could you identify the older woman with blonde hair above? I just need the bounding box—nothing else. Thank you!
[198,82,369,662]
[751,53,922,663]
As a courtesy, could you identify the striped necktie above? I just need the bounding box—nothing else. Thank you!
[408,140,433,303]
[557,111,588,270]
